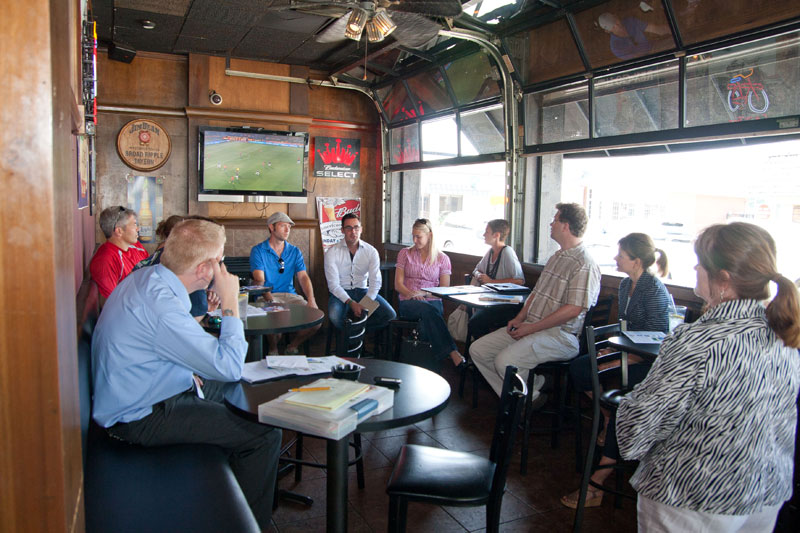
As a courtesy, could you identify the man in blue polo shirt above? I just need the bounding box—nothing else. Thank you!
[250,212,320,354]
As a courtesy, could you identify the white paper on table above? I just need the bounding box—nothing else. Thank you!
[623,331,666,343]
[266,356,310,370]
[246,304,268,316]
[241,356,364,384]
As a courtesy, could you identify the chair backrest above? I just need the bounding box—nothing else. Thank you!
[578,295,614,354]
[586,322,623,401]
[223,256,252,285]
[336,309,370,358]
[488,366,528,504]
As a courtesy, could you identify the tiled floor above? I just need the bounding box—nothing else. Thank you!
[267,337,639,532]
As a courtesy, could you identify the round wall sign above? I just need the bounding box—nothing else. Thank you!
[116,118,172,172]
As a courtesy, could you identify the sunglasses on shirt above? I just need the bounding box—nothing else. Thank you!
[278,257,284,274]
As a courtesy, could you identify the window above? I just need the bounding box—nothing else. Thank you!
[389,161,508,255]
[685,31,800,127]
[443,52,502,105]
[460,104,505,154]
[525,81,589,144]
[594,61,679,137]
[390,124,420,165]
[546,138,800,287]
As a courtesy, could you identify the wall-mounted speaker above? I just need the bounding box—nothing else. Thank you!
[108,42,136,63]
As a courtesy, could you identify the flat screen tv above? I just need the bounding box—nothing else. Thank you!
[198,126,308,197]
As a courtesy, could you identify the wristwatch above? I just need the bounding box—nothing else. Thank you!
[222,308,235,317]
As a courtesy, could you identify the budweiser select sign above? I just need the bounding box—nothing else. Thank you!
[317,197,362,251]
[313,137,360,179]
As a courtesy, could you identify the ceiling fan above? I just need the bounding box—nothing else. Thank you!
[275,0,463,48]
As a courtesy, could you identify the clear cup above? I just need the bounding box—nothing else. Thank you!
[238,293,248,322]
[669,305,687,332]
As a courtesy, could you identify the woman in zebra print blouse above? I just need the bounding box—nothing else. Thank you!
[617,222,800,531]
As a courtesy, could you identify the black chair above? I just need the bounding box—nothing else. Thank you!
[458,273,485,409]
[572,323,636,532]
[519,296,613,475]
[386,365,527,533]
[286,311,370,491]
[387,318,422,361]
[223,256,252,285]
[324,309,370,357]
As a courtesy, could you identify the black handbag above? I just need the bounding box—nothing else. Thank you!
[399,329,441,373]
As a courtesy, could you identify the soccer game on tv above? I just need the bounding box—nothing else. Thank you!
[200,128,306,194]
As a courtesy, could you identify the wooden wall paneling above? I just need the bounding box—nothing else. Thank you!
[207,56,291,113]
[0,0,81,532]
[98,51,188,110]
[55,1,84,531]
[289,65,310,117]
[188,54,211,108]
[94,112,188,252]
[308,84,379,124]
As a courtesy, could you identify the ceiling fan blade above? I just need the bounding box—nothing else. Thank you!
[389,0,463,17]
[389,12,442,48]
[315,14,350,43]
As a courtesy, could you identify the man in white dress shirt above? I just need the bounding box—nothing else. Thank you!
[324,213,396,333]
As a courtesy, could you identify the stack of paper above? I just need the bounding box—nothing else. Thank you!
[623,331,666,343]
[258,382,394,439]
[266,356,310,370]
[478,294,524,303]
[284,378,370,411]
[241,356,363,383]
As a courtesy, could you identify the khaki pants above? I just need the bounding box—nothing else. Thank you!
[469,326,579,396]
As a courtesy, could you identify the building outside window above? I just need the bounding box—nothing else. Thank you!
[552,137,800,287]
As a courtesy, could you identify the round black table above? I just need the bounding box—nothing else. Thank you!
[607,335,661,388]
[208,304,325,361]
[225,359,451,533]
[607,335,661,362]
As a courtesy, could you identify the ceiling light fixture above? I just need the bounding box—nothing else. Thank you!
[345,8,368,40]
[140,20,156,30]
[366,9,396,42]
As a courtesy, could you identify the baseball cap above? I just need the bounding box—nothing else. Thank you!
[267,212,295,227]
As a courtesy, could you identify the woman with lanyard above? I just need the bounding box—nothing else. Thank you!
[561,232,670,509]
[464,219,525,340]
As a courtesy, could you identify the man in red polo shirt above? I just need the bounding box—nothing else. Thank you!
[90,206,148,300]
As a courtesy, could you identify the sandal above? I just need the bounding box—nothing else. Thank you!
[560,487,603,509]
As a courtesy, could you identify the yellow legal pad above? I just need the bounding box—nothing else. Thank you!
[284,378,370,411]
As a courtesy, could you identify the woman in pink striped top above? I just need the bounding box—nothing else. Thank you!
[395,218,465,368]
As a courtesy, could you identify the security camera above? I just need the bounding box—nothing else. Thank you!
[209,91,223,106]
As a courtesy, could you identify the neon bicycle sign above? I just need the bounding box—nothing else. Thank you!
[727,68,769,115]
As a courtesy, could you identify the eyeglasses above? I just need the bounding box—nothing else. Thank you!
[342,225,361,232]
[113,206,128,230]
[278,257,285,274]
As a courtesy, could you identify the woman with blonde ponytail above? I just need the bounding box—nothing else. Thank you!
[616,222,800,531]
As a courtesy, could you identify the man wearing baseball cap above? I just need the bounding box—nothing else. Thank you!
[250,212,320,354]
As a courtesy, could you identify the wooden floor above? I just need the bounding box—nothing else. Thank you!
[266,336,639,532]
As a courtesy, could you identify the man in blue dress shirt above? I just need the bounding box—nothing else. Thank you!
[92,219,281,529]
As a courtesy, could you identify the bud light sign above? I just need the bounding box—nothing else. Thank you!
[317,197,362,251]
[313,136,360,179]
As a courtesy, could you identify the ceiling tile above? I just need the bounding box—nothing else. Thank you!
[186,0,269,26]
[116,0,191,17]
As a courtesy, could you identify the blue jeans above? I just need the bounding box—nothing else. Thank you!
[398,299,457,359]
[328,288,396,331]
